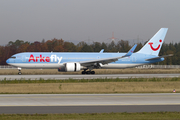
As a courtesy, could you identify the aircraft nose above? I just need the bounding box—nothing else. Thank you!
[6,59,9,64]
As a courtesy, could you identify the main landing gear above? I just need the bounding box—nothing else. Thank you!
[18,67,22,75]
[81,70,95,74]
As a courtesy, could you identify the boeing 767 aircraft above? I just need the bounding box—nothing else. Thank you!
[6,28,172,75]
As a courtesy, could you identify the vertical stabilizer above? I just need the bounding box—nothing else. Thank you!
[137,28,168,56]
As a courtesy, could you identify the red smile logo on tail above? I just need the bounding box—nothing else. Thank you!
[148,39,162,51]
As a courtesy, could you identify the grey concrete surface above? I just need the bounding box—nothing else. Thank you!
[0,94,179,106]
[0,105,180,114]
[0,94,180,114]
[1,74,180,80]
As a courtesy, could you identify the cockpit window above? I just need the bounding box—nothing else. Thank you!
[10,56,16,59]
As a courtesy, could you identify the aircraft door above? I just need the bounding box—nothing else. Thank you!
[22,55,26,62]
[132,57,136,62]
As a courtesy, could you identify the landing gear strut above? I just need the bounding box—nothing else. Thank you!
[81,70,95,74]
[18,67,22,75]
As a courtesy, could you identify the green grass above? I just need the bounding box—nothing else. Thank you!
[0,112,180,120]
[1,77,180,84]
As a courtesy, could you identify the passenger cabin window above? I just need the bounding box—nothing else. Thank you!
[10,56,16,59]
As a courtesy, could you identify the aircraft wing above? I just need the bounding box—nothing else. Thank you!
[145,54,173,61]
[80,44,137,67]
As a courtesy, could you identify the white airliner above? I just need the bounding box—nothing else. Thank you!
[6,28,172,75]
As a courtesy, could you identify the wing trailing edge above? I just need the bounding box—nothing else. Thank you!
[80,44,137,66]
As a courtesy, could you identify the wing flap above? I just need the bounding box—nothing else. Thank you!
[80,44,137,67]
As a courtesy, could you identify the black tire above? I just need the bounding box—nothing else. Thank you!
[86,71,91,74]
[82,71,86,74]
[91,71,95,74]
[18,72,22,75]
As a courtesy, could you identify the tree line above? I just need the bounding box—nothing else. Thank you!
[0,38,178,65]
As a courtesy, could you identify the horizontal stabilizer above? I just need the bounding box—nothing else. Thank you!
[145,54,173,61]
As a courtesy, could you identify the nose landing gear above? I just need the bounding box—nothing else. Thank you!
[18,71,22,75]
[18,67,22,75]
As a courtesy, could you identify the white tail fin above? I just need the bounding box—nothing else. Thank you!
[137,28,168,56]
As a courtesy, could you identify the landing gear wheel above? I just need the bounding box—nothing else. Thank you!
[86,71,91,74]
[91,71,95,74]
[18,72,22,75]
[18,67,22,75]
[82,71,86,74]
[81,70,95,74]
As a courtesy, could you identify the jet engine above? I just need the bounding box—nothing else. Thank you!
[58,62,81,72]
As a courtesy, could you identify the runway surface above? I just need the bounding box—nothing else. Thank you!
[1,105,180,114]
[0,93,180,113]
[1,74,180,80]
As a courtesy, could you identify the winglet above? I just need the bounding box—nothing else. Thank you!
[123,44,137,57]
[99,49,104,53]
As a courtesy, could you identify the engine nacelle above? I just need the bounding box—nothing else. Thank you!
[65,62,81,72]
[58,62,81,72]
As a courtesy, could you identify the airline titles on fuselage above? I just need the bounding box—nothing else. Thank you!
[28,54,62,63]
[27,54,97,63]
